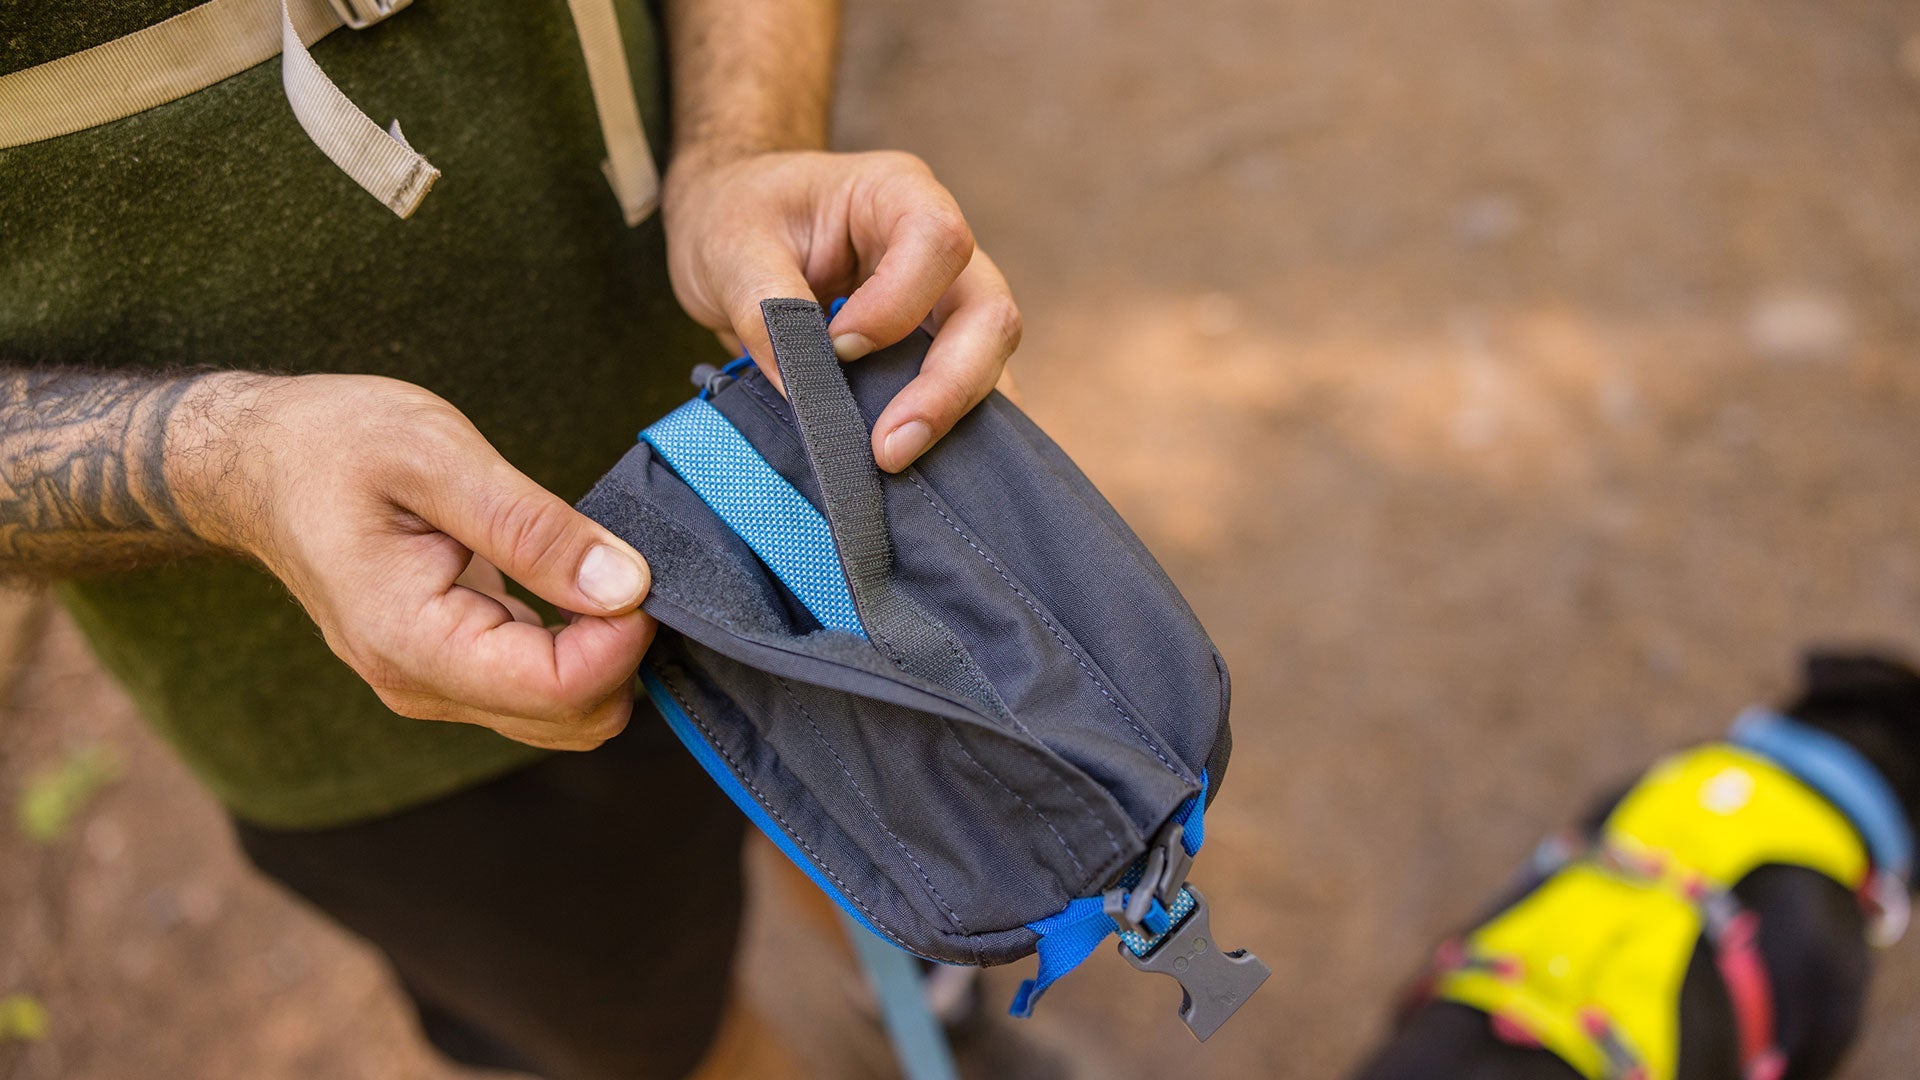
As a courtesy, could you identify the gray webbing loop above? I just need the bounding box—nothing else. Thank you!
[759,299,1010,719]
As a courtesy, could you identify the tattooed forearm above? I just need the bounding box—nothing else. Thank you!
[0,368,214,575]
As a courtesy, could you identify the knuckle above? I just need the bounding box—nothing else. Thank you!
[923,209,975,267]
[985,297,1024,351]
[340,626,412,695]
[480,488,575,580]
[927,376,976,421]
[585,701,633,742]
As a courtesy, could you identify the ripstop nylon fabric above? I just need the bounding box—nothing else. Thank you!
[1010,771,1210,1016]
[636,381,1218,1009]
[577,299,1228,971]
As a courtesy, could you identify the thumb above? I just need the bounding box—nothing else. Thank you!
[421,450,650,617]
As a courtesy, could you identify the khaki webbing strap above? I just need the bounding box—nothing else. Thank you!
[278,0,438,217]
[567,0,660,226]
[0,0,340,147]
[0,0,659,223]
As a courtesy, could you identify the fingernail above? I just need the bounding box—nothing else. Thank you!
[882,420,933,472]
[833,332,875,361]
[577,544,647,610]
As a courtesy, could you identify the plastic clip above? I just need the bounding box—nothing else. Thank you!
[1103,820,1197,937]
[1121,886,1271,1041]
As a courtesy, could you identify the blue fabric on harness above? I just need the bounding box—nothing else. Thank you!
[1010,771,1211,1017]
[1730,708,1916,882]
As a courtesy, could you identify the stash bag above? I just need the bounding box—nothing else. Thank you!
[579,299,1269,1039]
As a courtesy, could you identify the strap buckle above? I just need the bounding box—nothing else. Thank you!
[1119,886,1272,1041]
[328,0,412,30]
[1102,819,1195,937]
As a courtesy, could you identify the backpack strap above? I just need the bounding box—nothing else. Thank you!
[0,0,656,222]
[276,0,439,216]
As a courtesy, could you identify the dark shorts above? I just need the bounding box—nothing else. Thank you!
[233,707,748,1080]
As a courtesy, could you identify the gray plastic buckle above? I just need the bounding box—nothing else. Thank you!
[1151,820,1195,906]
[1103,820,1198,937]
[1120,886,1271,1041]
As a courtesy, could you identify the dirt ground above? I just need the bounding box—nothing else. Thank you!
[6,0,1920,1077]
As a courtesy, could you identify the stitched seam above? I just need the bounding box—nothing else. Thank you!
[740,376,792,427]
[906,475,1179,775]
[777,676,972,935]
[947,729,1093,876]
[652,580,1123,854]
[734,376,975,708]
[655,668,921,953]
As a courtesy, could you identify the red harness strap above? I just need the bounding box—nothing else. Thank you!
[1706,906,1787,1080]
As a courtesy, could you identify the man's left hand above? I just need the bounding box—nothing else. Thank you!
[661,149,1021,474]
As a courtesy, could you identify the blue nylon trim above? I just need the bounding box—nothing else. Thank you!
[1145,898,1172,936]
[1010,896,1111,1017]
[1173,769,1209,855]
[641,398,865,636]
[639,666,902,949]
[1010,771,1210,1017]
[1730,708,1916,881]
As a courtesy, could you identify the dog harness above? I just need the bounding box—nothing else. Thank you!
[1427,709,1914,1080]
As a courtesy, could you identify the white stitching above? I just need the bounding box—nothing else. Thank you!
[776,676,972,935]
[905,474,1180,775]
[948,730,1091,877]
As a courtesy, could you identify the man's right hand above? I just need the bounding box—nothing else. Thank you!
[171,373,654,751]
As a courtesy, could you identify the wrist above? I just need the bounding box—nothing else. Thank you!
[161,371,294,558]
[663,143,816,214]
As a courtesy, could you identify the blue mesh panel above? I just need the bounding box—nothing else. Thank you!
[642,399,865,636]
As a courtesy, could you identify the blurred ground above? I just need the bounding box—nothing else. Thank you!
[6,0,1920,1076]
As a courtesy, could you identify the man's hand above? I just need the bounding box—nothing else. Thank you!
[663,149,1021,473]
[171,373,654,751]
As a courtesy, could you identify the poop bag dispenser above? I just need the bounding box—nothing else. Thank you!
[578,299,1270,1039]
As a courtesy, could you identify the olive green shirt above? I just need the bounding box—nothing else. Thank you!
[3,0,720,827]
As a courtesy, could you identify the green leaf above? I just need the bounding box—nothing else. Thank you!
[17,745,122,844]
[0,993,49,1042]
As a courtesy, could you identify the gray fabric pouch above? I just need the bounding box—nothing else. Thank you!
[577,299,1266,1037]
